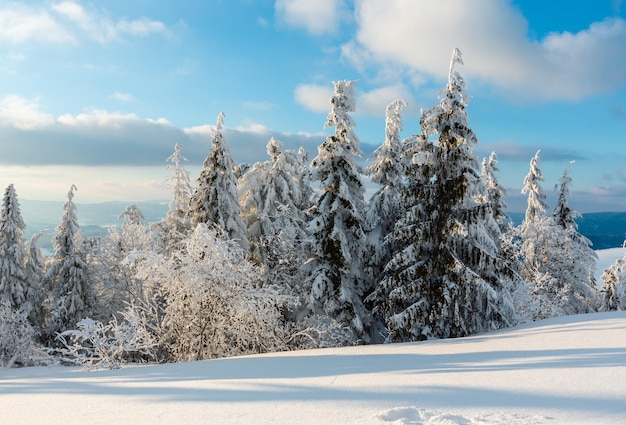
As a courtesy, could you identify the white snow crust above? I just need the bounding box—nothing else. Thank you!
[2,311,625,425]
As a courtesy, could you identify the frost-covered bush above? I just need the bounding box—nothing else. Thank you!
[0,299,46,367]
[286,314,356,349]
[56,305,158,370]
[600,256,626,311]
[135,224,291,362]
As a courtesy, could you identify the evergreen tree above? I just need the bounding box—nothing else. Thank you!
[303,80,371,342]
[24,233,45,328]
[600,254,626,311]
[366,99,407,281]
[152,143,193,254]
[481,151,509,232]
[519,151,548,282]
[552,163,578,229]
[0,184,29,313]
[189,113,249,251]
[239,138,312,274]
[521,150,548,228]
[44,185,92,337]
[369,49,514,342]
[521,163,598,319]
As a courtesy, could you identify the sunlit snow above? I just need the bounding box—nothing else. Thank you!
[2,311,625,425]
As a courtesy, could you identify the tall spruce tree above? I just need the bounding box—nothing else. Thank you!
[24,233,45,327]
[368,49,514,341]
[366,99,407,282]
[600,254,626,311]
[189,113,249,251]
[239,138,312,270]
[152,143,193,254]
[521,164,598,319]
[303,80,371,342]
[481,151,509,232]
[44,185,92,337]
[519,150,549,283]
[0,184,29,313]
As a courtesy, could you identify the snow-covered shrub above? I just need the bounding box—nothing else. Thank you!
[135,224,290,362]
[286,314,356,349]
[0,299,46,367]
[600,256,626,311]
[56,306,158,370]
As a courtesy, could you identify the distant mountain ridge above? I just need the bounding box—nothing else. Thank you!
[17,200,626,253]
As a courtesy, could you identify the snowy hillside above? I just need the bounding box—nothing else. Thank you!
[2,311,625,425]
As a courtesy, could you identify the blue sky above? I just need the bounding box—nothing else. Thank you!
[0,0,625,212]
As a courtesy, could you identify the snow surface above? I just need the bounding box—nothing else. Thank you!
[1,311,625,425]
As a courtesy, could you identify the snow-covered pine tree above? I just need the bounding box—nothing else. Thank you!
[152,143,193,254]
[119,204,145,227]
[24,233,45,328]
[519,150,549,282]
[366,99,407,286]
[189,113,249,252]
[552,163,578,230]
[521,150,548,228]
[600,254,626,311]
[44,185,93,338]
[481,151,509,232]
[239,138,312,279]
[303,80,371,342]
[521,163,598,319]
[369,48,514,342]
[0,184,29,313]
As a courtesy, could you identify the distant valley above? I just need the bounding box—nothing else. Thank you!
[18,200,626,254]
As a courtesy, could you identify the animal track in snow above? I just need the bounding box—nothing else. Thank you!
[377,406,549,425]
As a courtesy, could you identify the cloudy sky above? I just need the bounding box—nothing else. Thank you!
[0,0,625,212]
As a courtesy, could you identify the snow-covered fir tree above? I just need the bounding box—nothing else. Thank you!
[368,49,515,342]
[600,254,626,311]
[552,163,578,229]
[152,143,193,254]
[303,80,371,342]
[239,138,312,281]
[366,99,407,287]
[0,184,29,313]
[521,150,548,228]
[44,185,93,338]
[119,204,145,227]
[189,113,249,252]
[520,163,598,319]
[481,151,509,232]
[24,233,45,328]
[519,150,549,282]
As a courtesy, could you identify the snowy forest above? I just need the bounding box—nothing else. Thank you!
[1,49,625,369]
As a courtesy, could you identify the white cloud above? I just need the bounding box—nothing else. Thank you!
[0,3,74,45]
[110,92,133,103]
[356,85,416,116]
[52,1,169,44]
[275,0,350,36]
[57,109,142,127]
[0,95,55,129]
[294,84,333,113]
[346,0,626,100]
[295,82,416,117]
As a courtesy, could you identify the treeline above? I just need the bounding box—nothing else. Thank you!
[1,49,624,369]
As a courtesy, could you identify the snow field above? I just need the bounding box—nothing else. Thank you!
[2,311,625,425]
